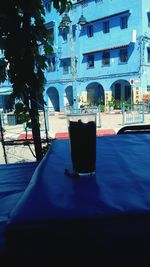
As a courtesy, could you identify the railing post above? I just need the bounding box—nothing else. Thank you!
[97,105,101,128]
[0,115,7,164]
[142,103,144,123]
[122,103,125,125]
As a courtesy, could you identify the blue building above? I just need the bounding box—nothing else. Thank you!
[0,51,13,112]
[43,0,150,111]
[0,83,13,113]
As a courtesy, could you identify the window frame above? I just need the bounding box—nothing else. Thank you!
[62,61,70,74]
[120,16,128,29]
[115,83,121,100]
[147,85,150,92]
[62,29,68,42]
[147,12,150,27]
[147,48,150,63]
[87,54,95,68]
[119,48,128,64]
[87,25,94,38]
[102,51,110,66]
[125,85,131,101]
[103,21,110,34]
[72,24,76,41]
[82,0,88,8]
[47,27,54,45]
[47,56,56,72]
[45,1,51,12]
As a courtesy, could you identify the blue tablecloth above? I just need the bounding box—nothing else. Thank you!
[7,135,150,223]
[0,161,39,249]
[6,135,150,266]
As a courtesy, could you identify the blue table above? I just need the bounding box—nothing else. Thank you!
[6,135,150,267]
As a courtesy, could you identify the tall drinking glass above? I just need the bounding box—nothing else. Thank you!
[66,111,97,176]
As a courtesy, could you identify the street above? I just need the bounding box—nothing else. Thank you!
[0,112,150,164]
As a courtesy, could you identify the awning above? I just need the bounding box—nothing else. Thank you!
[60,56,78,61]
[82,9,130,24]
[83,44,130,56]
[83,10,130,25]
[45,21,55,29]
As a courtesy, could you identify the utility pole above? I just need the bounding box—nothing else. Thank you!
[69,23,78,110]
[130,79,134,107]
[58,13,87,111]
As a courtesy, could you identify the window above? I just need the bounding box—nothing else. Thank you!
[48,28,54,44]
[103,21,109,33]
[147,12,150,27]
[0,96,3,108]
[147,48,150,63]
[120,16,128,29]
[72,25,76,40]
[62,29,67,42]
[45,1,51,12]
[102,52,110,65]
[87,25,93,37]
[62,61,69,74]
[119,48,128,63]
[87,55,94,68]
[125,86,131,101]
[115,83,121,100]
[47,56,56,72]
[147,85,150,92]
[82,0,88,7]
[0,49,4,55]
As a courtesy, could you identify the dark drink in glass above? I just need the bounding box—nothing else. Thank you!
[67,113,96,175]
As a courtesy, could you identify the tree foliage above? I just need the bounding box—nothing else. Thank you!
[0,0,70,161]
[52,0,71,13]
[0,1,49,101]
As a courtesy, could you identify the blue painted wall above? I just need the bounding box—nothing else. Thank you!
[44,0,150,111]
[0,49,13,112]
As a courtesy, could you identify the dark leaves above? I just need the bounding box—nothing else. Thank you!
[51,0,72,14]
[0,58,8,83]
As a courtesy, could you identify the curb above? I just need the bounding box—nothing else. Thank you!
[55,129,116,140]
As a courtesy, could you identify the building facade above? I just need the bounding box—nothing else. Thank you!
[43,0,150,111]
[0,51,13,112]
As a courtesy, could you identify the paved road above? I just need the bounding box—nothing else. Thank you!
[48,112,150,137]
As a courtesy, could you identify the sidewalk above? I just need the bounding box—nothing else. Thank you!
[2,112,150,140]
[0,112,150,164]
[48,112,150,139]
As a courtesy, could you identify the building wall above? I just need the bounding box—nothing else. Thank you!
[140,0,150,93]
[44,0,150,111]
[0,49,13,112]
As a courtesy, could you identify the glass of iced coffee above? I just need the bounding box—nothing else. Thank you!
[66,110,97,176]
